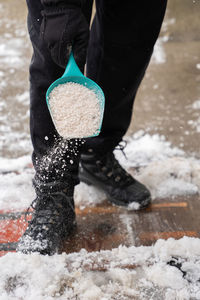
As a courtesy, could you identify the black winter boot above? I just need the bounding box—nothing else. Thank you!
[79,150,151,210]
[17,178,76,255]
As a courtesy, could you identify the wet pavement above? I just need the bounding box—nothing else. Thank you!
[1,195,199,256]
[129,0,200,157]
[0,0,31,158]
[63,195,200,252]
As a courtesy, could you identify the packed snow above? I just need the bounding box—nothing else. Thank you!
[1,237,200,299]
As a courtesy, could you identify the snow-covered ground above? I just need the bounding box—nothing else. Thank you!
[76,132,200,208]
[0,134,200,299]
[0,132,199,212]
[1,237,200,299]
[1,2,200,299]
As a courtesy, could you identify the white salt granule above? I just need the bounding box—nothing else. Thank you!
[48,82,101,139]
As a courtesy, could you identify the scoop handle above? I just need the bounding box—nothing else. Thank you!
[62,52,84,78]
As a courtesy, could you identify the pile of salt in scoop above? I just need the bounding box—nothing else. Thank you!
[48,82,101,139]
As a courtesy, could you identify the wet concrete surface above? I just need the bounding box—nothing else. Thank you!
[1,195,199,255]
[0,0,31,157]
[62,195,200,252]
[129,0,200,157]
[63,196,200,252]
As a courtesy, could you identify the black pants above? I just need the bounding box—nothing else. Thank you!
[27,0,167,178]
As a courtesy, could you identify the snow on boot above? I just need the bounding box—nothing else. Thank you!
[79,150,151,210]
[17,179,76,255]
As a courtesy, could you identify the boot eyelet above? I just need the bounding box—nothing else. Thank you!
[115,176,121,182]
[107,172,113,177]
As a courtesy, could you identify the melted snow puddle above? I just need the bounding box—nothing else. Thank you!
[0,237,200,299]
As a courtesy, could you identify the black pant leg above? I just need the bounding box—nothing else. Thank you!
[27,1,63,159]
[85,0,167,153]
[26,0,93,182]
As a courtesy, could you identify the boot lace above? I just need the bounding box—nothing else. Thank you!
[25,183,75,233]
[96,142,133,187]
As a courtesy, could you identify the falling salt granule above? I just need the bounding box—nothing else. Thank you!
[48,82,101,139]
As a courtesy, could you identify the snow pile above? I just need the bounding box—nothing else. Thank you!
[0,237,200,299]
[75,182,106,209]
[0,155,33,211]
[0,155,30,174]
[0,170,34,211]
[115,131,185,167]
[118,133,200,199]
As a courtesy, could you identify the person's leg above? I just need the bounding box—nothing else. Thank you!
[27,0,92,161]
[79,0,167,209]
[86,0,167,151]
[27,3,82,183]
[28,0,93,183]
[17,0,93,254]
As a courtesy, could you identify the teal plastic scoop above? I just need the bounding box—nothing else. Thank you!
[46,52,105,139]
